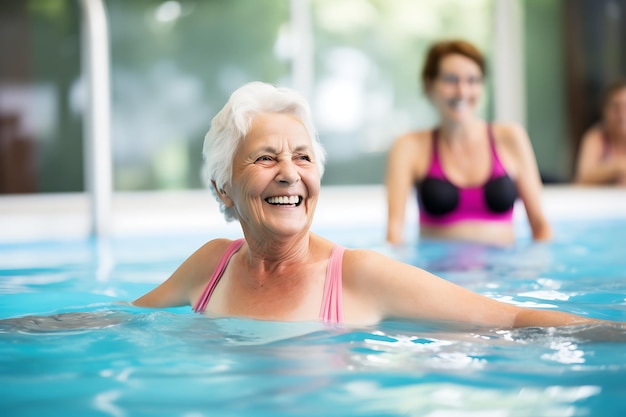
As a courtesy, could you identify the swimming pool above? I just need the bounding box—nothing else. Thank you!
[1,210,626,417]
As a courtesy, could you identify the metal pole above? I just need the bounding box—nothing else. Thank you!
[79,0,112,237]
[289,0,313,100]
[493,0,525,125]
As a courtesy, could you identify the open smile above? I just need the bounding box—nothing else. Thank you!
[265,195,303,207]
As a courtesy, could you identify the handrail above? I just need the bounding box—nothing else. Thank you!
[78,0,112,237]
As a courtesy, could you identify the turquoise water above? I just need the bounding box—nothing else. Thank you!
[1,219,625,417]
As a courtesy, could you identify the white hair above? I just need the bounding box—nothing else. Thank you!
[202,81,326,222]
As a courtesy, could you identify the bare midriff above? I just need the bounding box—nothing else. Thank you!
[419,221,515,246]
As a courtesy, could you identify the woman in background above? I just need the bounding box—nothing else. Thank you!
[575,80,626,186]
[385,39,552,246]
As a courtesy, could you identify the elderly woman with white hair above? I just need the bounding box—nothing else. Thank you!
[133,81,609,328]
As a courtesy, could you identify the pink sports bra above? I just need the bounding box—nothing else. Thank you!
[417,125,518,226]
[193,239,345,323]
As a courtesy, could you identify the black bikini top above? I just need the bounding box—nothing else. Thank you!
[417,126,518,225]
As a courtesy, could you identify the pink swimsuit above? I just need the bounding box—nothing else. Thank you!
[417,125,518,226]
[193,239,345,324]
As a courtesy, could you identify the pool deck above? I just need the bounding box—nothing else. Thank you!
[0,185,625,243]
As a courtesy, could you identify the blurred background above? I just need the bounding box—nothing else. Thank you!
[0,0,624,195]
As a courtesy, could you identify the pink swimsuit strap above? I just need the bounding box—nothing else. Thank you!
[193,239,345,324]
[192,238,245,314]
[486,124,508,177]
[320,245,345,324]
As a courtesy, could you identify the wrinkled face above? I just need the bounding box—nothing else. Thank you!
[222,112,321,238]
[428,53,484,123]
[604,87,626,135]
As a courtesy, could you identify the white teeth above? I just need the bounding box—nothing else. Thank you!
[267,196,300,205]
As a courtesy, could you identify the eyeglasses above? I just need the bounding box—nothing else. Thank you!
[437,73,483,87]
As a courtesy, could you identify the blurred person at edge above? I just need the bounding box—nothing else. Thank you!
[575,80,626,186]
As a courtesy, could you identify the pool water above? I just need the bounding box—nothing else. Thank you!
[1,219,625,417]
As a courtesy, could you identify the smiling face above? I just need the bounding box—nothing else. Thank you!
[427,53,484,123]
[221,112,321,239]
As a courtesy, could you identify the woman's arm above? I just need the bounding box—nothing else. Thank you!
[385,134,422,245]
[345,249,602,328]
[502,123,552,241]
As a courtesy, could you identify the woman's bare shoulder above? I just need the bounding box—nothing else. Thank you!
[491,121,529,145]
[340,248,387,300]
[388,129,434,176]
[185,238,241,280]
[580,124,604,143]
[392,129,432,151]
[196,238,238,254]
[341,248,410,286]
[194,238,240,266]
[180,238,242,299]
[490,122,538,167]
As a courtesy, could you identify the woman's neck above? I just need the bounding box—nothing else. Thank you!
[242,231,314,268]
[438,118,485,143]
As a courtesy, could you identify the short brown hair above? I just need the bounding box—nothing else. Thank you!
[421,39,486,91]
